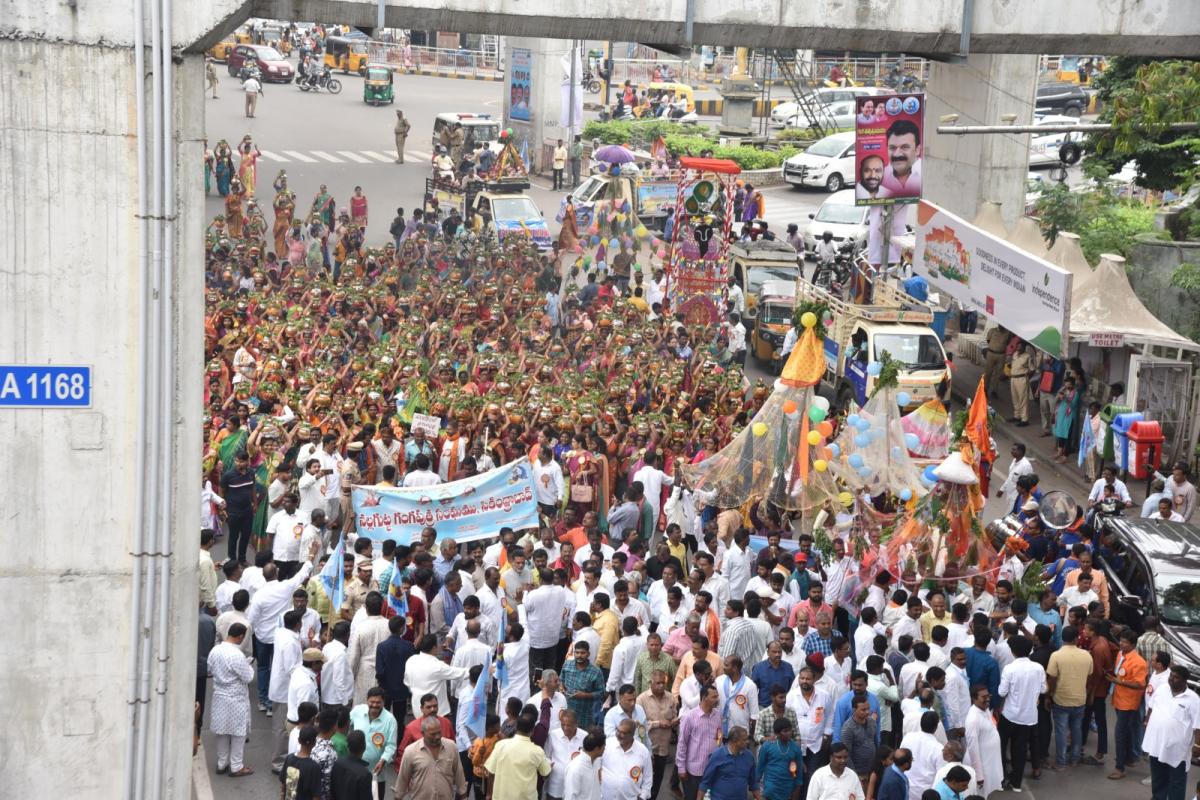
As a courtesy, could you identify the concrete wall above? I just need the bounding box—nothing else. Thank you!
[0,36,203,799]
[1127,236,1200,343]
[924,54,1038,228]
[250,0,1200,55]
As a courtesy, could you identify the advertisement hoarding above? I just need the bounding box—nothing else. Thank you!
[913,200,1073,356]
[509,48,532,122]
[855,93,924,207]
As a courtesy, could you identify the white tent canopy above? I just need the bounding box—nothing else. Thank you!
[972,201,1009,238]
[1047,231,1094,305]
[1070,254,1200,351]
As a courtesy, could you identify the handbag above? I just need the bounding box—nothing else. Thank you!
[1039,370,1056,393]
[570,482,594,503]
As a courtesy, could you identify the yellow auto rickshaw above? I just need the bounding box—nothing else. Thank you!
[644,81,695,114]
[751,280,797,373]
[324,36,369,75]
[208,37,237,61]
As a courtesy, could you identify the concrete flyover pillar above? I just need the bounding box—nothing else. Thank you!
[0,37,204,800]
[924,54,1038,228]
[504,36,579,174]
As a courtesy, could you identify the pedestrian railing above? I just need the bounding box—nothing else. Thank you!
[365,42,502,79]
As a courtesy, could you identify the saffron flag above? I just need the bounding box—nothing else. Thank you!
[320,539,345,614]
[465,657,491,739]
[964,376,993,465]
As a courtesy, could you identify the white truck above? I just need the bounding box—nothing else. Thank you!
[796,278,949,412]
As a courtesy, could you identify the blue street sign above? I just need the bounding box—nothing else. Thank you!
[0,365,92,408]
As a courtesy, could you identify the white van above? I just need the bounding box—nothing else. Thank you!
[801,188,869,257]
[781,131,856,192]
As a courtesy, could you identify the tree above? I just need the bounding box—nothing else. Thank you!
[1083,57,1200,192]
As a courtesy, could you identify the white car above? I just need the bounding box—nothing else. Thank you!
[783,101,855,131]
[770,86,885,127]
[1029,114,1084,167]
[781,131,856,192]
[801,188,869,257]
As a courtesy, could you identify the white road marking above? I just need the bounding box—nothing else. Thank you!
[337,151,371,164]
[361,150,396,163]
[406,150,432,162]
[281,150,318,163]
[311,150,344,163]
[258,149,289,162]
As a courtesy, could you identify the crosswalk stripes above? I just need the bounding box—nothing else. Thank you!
[280,150,317,163]
[258,149,289,163]
[310,150,344,163]
[406,150,432,162]
[336,150,371,164]
[361,150,396,163]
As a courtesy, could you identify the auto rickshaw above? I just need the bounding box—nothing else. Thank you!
[363,65,395,105]
[751,280,797,374]
[324,35,369,75]
[643,81,695,113]
[208,29,250,62]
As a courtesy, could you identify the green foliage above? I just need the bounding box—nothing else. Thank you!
[774,128,822,142]
[1014,560,1048,604]
[582,119,709,147]
[1170,261,1200,296]
[792,300,830,339]
[1031,183,1161,262]
[1083,58,1200,192]
[663,134,798,170]
[872,351,902,393]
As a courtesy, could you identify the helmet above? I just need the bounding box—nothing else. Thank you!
[822,230,833,241]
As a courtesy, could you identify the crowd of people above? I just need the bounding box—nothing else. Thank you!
[194,128,1200,800]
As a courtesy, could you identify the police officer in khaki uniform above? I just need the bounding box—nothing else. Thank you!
[340,556,378,620]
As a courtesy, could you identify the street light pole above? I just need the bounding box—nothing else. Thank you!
[568,39,578,136]
[376,0,384,36]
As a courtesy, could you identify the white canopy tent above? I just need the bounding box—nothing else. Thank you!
[1070,254,1199,351]
[1047,231,1095,306]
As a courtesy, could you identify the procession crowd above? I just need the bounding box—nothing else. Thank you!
[196,134,1200,800]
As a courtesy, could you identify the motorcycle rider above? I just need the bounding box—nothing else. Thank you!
[814,230,837,265]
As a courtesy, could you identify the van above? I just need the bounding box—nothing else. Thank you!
[801,189,869,258]
[782,131,856,192]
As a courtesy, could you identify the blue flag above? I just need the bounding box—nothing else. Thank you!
[496,605,509,688]
[320,539,345,613]
[387,574,409,619]
[465,656,491,739]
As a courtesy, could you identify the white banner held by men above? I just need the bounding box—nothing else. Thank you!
[913,200,1072,356]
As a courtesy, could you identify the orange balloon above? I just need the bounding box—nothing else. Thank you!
[781,400,797,415]
[817,421,833,438]
[821,447,833,460]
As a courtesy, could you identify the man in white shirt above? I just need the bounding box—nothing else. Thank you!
[401,453,440,487]
[547,708,588,799]
[603,684,652,751]
[899,711,944,800]
[532,448,565,516]
[807,743,864,800]
[996,443,1034,507]
[726,313,747,366]
[954,575,996,616]
[928,665,969,737]
[266,494,309,577]
[722,529,752,602]
[316,433,345,523]
[997,635,1045,791]
[1143,664,1200,798]
[631,451,674,537]
[524,572,567,675]
[606,619,646,694]
[450,619,493,695]
[246,549,317,712]
[268,609,305,770]
[899,643,933,699]
[242,74,262,118]
[215,560,243,615]
[321,620,355,709]
[563,729,605,800]
[446,597,499,650]
[823,537,858,610]
[287,648,323,725]
[600,719,653,800]
[647,563,692,627]
[403,635,469,718]
[1087,465,1133,508]
[1148,495,1186,522]
[788,666,833,763]
[297,458,329,516]
[278,587,321,649]
[724,275,745,315]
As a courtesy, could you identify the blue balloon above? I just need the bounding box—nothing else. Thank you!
[858,466,873,478]
[854,433,870,448]
[923,465,938,482]
[899,488,914,501]
[867,362,882,376]
[891,446,903,459]
[609,238,620,249]
[896,391,911,407]
[849,453,865,469]
[847,414,861,428]
[854,417,871,432]
[828,444,840,457]
[904,433,921,450]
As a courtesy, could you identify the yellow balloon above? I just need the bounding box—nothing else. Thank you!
[806,430,822,446]
[752,422,768,437]
[838,491,854,506]
[801,311,817,328]
[814,459,828,472]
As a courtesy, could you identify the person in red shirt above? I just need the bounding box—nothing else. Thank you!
[394,692,454,768]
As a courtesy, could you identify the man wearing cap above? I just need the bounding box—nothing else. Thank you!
[288,647,325,736]
[341,556,378,621]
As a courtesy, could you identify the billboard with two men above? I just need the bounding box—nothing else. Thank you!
[854,93,924,206]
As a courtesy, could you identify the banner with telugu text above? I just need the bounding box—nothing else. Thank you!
[351,457,539,544]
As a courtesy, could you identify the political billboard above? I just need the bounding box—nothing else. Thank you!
[854,93,924,206]
[509,48,532,122]
[913,200,1073,356]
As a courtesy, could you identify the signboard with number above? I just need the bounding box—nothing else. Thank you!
[0,365,92,408]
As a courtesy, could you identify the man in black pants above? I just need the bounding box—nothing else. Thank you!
[220,450,257,565]
[998,635,1045,791]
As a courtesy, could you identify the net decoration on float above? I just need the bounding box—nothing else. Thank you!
[900,398,952,460]
[681,313,840,512]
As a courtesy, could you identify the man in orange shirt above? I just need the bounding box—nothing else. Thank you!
[671,634,724,699]
[1105,628,1147,780]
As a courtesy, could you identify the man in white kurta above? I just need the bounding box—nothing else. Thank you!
[963,692,1003,798]
[600,720,653,800]
[546,710,587,799]
[321,622,355,708]
[207,627,256,775]
[899,713,946,800]
[404,641,470,717]
[347,601,391,705]
[563,731,604,800]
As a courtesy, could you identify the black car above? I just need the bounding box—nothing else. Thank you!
[1035,82,1088,117]
[1096,516,1200,686]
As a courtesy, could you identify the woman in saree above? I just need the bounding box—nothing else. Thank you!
[564,433,599,519]
[1052,376,1080,463]
[205,415,249,481]
[214,140,234,197]
[557,197,580,253]
[238,137,261,197]
[225,178,245,238]
[247,423,293,554]
[272,189,295,258]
